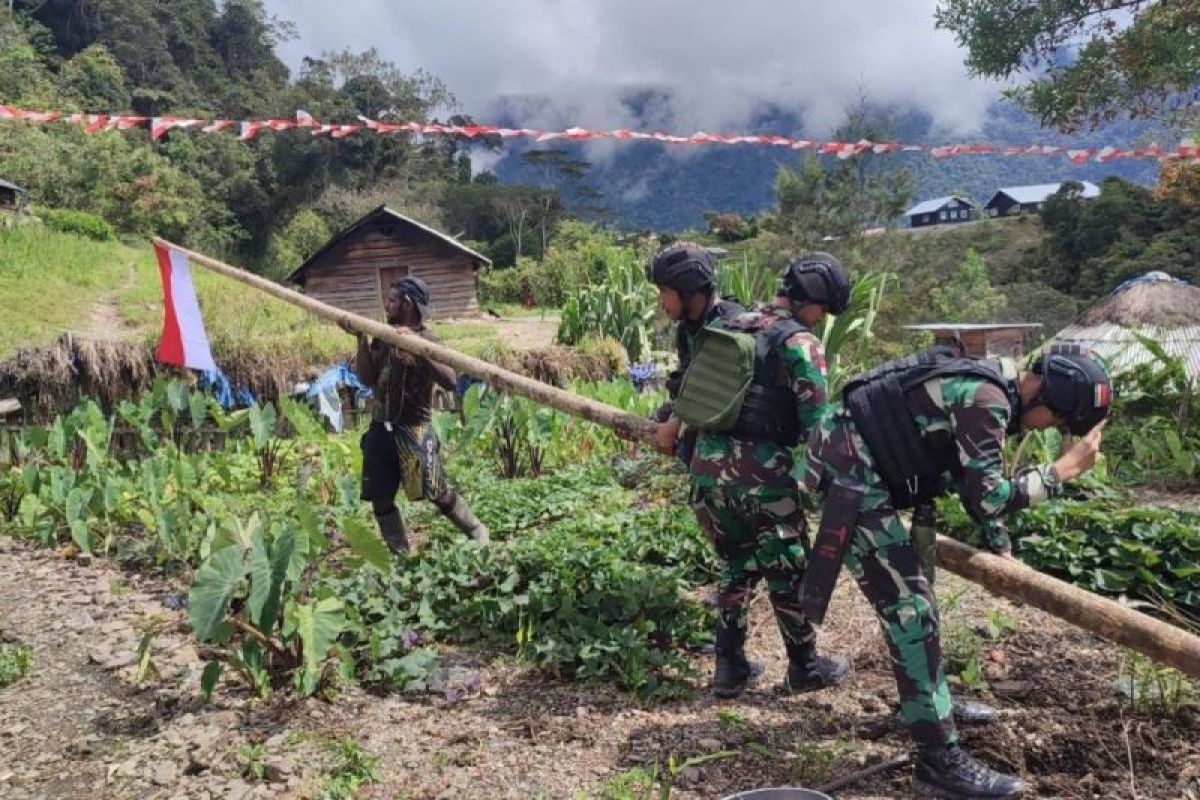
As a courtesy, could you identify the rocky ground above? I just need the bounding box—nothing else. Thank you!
[1,535,1198,800]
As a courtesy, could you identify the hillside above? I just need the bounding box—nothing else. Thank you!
[0,224,346,363]
[490,96,1165,231]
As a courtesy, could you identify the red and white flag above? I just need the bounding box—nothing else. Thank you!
[153,243,216,372]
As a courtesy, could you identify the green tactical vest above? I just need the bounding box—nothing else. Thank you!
[673,326,758,432]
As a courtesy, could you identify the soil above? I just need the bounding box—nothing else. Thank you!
[1,531,1198,800]
[81,263,138,342]
[448,314,560,352]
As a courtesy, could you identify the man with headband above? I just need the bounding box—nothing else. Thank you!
[342,276,490,552]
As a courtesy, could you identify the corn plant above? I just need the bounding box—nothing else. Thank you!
[817,270,891,392]
[556,252,656,362]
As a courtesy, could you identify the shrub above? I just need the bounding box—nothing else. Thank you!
[34,207,115,241]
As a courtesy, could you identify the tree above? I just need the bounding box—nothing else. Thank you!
[769,98,912,247]
[935,0,1200,131]
[927,248,1008,322]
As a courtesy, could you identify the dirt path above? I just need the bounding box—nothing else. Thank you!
[1,536,1197,799]
[80,262,138,342]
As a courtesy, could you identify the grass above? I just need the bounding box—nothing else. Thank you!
[0,224,349,365]
[0,642,33,688]
[429,320,502,357]
[0,224,151,358]
[1,224,560,369]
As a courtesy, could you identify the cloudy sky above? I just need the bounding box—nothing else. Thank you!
[265,0,1004,137]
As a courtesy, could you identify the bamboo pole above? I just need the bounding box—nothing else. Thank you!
[153,238,657,442]
[937,535,1200,680]
[158,238,1200,679]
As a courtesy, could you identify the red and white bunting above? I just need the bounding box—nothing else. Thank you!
[0,103,1196,162]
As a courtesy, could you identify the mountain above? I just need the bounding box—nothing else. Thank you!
[487,95,1165,231]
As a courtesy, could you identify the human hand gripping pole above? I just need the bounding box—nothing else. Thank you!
[151,238,659,443]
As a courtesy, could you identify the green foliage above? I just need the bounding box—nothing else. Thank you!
[938,590,1020,691]
[316,736,382,800]
[1035,177,1200,297]
[715,254,776,307]
[703,211,758,242]
[940,497,1200,615]
[0,4,470,268]
[556,250,657,362]
[936,0,1200,131]
[0,642,34,689]
[34,206,116,241]
[1117,650,1195,716]
[816,270,891,391]
[768,100,912,247]
[926,248,1007,322]
[479,221,635,307]
[4,377,715,702]
[1105,338,1200,485]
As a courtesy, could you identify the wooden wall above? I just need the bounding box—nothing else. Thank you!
[934,329,1029,359]
[301,219,480,320]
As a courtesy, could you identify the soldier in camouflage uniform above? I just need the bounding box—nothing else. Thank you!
[341,277,490,553]
[801,346,1111,798]
[651,252,852,698]
[646,242,743,465]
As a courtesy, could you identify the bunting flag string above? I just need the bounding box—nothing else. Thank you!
[1,103,1197,163]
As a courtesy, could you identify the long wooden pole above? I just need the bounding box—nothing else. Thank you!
[153,238,657,442]
[937,536,1200,680]
[160,238,1200,679]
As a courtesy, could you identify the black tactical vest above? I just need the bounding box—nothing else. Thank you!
[724,315,808,447]
[841,347,1020,509]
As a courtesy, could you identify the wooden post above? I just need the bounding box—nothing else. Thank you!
[937,536,1200,681]
[153,238,657,442]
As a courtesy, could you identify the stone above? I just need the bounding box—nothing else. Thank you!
[151,762,178,786]
[680,766,701,783]
[226,779,254,800]
[697,738,723,751]
[263,757,293,782]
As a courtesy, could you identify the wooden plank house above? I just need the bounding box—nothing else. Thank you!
[288,206,490,320]
[906,323,1043,359]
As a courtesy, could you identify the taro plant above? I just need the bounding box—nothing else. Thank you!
[188,510,389,698]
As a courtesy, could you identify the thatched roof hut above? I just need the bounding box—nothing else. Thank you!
[1051,272,1200,380]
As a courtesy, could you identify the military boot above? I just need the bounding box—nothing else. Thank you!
[782,638,850,694]
[375,509,409,554]
[953,698,997,725]
[896,697,997,726]
[913,744,1025,799]
[712,621,763,699]
[435,491,491,545]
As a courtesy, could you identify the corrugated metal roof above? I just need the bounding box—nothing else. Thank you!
[905,195,976,216]
[907,323,1042,332]
[991,181,1100,205]
[1052,323,1200,380]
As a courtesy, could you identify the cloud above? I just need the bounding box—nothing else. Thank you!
[268,0,1001,138]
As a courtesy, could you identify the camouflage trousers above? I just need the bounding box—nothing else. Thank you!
[690,485,816,650]
[803,416,957,750]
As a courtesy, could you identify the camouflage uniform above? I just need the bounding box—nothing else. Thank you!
[803,376,1057,749]
[688,305,828,647]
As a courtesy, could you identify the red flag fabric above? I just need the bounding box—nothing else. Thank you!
[154,243,217,372]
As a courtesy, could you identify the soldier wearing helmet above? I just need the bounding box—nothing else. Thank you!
[799,343,1111,799]
[649,248,852,699]
[645,241,743,462]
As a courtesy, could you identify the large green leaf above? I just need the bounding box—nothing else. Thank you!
[292,597,346,696]
[248,528,295,634]
[342,518,391,573]
[188,546,250,642]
